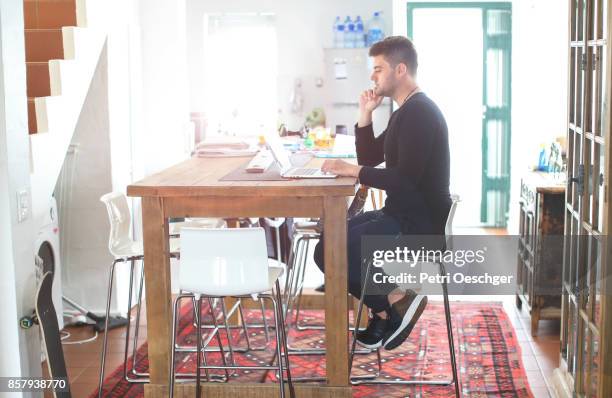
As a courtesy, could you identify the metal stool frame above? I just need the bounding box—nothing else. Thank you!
[348,195,461,397]
[169,280,295,398]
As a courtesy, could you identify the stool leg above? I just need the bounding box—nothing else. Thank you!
[169,294,184,398]
[271,294,286,398]
[275,281,295,398]
[237,301,253,351]
[97,259,120,398]
[207,297,230,381]
[350,259,372,371]
[130,259,147,378]
[440,262,461,398]
[283,235,298,304]
[196,296,203,398]
[122,258,137,381]
[197,296,211,382]
[219,299,237,367]
[259,299,270,342]
[191,294,199,328]
[284,236,305,322]
[293,239,310,329]
[291,237,312,328]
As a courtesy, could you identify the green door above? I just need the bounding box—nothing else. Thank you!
[407,3,512,227]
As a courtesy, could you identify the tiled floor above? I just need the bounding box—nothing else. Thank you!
[500,297,560,398]
[42,311,149,397]
[44,293,560,398]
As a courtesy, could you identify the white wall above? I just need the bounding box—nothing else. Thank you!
[509,0,568,232]
[394,0,569,231]
[136,0,190,178]
[57,0,193,314]
[186,0,393,132]
[56,45,121,315]
[0,0,41,390]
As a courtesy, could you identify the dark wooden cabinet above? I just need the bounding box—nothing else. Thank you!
[516,172,565,335]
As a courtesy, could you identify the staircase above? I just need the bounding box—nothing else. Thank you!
[24,0,75,133]
[24,0,106,226]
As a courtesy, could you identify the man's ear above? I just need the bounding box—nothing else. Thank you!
[395,62,408,77]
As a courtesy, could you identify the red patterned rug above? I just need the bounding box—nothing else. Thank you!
[94,301,534,397]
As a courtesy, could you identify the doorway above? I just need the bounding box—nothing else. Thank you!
[407,2,512,227]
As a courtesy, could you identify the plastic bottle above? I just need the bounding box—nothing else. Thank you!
[366,12,385,46]
[355,16,366,47]
[344,16,354,48]
[333,16,345,48]
[537,144,548,171]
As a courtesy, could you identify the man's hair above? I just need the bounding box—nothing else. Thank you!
[369,36,418,75]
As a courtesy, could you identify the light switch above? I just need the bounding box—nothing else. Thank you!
[17,189,29,223]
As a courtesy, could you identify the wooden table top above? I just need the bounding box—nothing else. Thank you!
[127,155,357,198]
[522,171,566,194]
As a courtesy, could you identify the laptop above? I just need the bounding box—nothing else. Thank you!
[266,134,337,179]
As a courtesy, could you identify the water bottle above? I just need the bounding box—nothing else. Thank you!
[333,16,344,48]
[367,12,385,46]
[344,16,354,48]
[355,16,366,47]
[537,144,548,171]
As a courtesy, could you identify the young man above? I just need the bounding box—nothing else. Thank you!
[315,36,451,350]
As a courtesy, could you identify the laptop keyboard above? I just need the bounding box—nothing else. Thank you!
[287,168,319,176]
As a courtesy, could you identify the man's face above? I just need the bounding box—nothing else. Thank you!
[370,55,398,97]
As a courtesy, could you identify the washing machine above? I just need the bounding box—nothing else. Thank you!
[34,197,64,330]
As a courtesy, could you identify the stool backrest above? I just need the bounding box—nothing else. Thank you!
[100,192,134,257]
[179,227,270,296]
[444,195,460,251]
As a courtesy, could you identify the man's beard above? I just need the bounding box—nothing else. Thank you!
[374,80,394,97]
[374,85,387,97]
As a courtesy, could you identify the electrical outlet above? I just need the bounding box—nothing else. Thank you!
[17,189,29,223]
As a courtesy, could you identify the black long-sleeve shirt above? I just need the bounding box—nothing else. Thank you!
[356,92,451,234]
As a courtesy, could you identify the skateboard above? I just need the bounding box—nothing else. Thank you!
[24,271,72,397]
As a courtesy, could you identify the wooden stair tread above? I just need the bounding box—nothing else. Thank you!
[27,97,37,134]
[26,62,51,98]
[25,28,64,63]
[23,0,77,30]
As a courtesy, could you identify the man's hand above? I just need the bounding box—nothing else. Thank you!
[321,159,362,178]
[360,89,384,113]
[358,90,384,127]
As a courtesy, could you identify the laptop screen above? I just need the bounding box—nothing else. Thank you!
[266,133,292,172]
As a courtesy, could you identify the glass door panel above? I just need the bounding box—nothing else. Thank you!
[482,7,511,226]
[563,0,609,395]
[410,7,484,226]
[408,3,511,227]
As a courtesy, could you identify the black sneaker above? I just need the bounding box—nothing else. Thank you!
[314,283,325,293]
[355,313,388,349]
[383,291,428,350]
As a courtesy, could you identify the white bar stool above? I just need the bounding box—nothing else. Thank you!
[169,227,294,398]
[97,192,227,394]
[97,192,178,396]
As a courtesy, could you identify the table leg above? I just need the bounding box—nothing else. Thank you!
[142,197,172,388]
[323,196,349,386]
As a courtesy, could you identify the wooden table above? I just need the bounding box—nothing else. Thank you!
[127,156,356,398]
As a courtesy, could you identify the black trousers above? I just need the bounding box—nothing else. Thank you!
[313,210,404,313]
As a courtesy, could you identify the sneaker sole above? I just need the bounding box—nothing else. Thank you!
[383,295,428,350]
[355,338,382,349]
